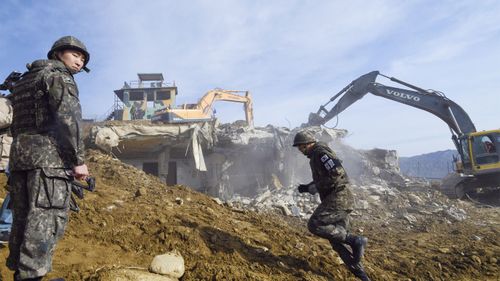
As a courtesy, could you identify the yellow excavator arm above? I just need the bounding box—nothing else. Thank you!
[152,89,254,127]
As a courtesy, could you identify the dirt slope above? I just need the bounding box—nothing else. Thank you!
[0,149,498,280]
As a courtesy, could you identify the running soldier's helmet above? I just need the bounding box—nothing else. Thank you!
[47,36,90,72]
[292,131,316,146]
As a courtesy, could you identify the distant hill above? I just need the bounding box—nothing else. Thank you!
[399,149,458,179]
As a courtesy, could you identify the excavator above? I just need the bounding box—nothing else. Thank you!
[306,70,500,199]
[151,89,253,127]
[152,89,254,127]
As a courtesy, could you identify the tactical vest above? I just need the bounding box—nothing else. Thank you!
[309,142,349,198]
[10,60,61,137]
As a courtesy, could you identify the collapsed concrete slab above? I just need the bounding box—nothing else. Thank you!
[192,124,349,198]
[87,120,410,210]
[87,121,352,197]
[88,120,216,187]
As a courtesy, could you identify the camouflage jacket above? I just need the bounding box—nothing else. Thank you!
[307,142,350,200]
[9,59,85,171]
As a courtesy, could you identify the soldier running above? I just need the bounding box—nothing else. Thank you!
[293,130,371,281]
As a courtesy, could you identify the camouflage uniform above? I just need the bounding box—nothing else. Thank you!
[7,59,84,279]
[305,142,370,280]
[306,142,353,241]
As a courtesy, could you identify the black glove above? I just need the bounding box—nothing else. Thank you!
[297,184,310,193]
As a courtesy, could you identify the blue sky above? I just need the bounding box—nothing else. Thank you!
[1,0,500,156]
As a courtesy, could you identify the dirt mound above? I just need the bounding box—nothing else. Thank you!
[0,149,499,280]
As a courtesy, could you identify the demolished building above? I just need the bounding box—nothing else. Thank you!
[88,118,406,201]
[90,73,272,198]
[90,73,407,201]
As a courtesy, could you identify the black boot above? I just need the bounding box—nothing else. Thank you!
[345,234,368,263]
[356,270,371,281]
[348,262,371,281]
[331,241,371,281]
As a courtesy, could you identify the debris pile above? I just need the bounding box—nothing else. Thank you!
[222,129,413,221]
[226,165,471,229]
[86,121,351,199]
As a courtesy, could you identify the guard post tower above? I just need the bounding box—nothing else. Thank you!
[113,73,178,120]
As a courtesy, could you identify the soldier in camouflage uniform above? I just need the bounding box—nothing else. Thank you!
[7,36,90,281]
[293,131,371,281]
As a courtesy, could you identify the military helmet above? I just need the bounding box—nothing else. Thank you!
[47,36,90,72]
[292,131,316,146]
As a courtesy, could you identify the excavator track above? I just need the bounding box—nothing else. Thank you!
[440,173,466,199]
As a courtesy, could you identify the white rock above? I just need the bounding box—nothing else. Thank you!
[407,194,424,205]
[212,198,223,205]
[357,200,369,210]
[290,205,301,216]
[254,190,272,203]
[275,203,292,216]
[403,214,417,224]
[443,207,467,222]
[149,251,185,278]
[472,235,482,241]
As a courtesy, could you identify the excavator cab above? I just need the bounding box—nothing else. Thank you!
[468,130,500,172]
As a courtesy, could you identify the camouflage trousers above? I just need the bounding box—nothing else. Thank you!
[308,188,369,279]
[7,168,71,279]
[307,187,353,243]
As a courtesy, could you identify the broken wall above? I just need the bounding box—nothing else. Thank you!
[88,120,216,190]
[87,121,406,199]
[208,125,350,199]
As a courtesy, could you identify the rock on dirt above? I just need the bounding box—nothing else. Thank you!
[149,251,185,278]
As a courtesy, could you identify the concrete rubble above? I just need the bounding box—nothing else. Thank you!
[226,174,471,228]
[208,123,471,229]
[87,120,472,230]
[87,121,476,231]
